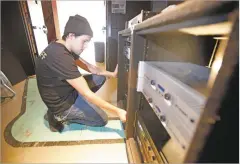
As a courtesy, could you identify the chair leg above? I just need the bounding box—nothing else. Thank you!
[0,71,16,99]
[1,80,16,98]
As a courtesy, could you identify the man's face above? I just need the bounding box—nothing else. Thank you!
[68,34,91,55]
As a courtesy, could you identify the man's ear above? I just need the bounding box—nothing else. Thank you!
[68,33,76,39]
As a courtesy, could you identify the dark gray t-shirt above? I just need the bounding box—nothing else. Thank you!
[35,42,81,114]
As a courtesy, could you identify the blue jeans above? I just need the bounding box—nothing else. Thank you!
[56,74,108,127]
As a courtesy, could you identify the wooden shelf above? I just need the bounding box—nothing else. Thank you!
[134,0,235,31]
[137,14,232,36]
[126,138,142,163]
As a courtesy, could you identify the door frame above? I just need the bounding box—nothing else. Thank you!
[18,1,38,68]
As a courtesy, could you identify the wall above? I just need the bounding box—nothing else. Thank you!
[1,47,27,85]
[1,1,35,85]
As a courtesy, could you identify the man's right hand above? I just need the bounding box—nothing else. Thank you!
[117,108,127,123]
[67,76,127,123]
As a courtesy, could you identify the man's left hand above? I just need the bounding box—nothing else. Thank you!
[88,64,118,78]
[112,64,118,78]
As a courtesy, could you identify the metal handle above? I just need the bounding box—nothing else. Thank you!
[42,25,48,34]
[32,25,48,35]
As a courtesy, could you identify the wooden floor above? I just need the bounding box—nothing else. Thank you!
[1,71,126,163]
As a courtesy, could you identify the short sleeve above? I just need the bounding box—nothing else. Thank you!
[50,53,81,80]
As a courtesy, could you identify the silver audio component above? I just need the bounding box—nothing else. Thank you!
[137,61,210,151]
[127,10,157,28]
[124,46,131,60]
[124,37,131,60]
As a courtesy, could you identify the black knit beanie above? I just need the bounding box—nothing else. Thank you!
[63,14,93,37]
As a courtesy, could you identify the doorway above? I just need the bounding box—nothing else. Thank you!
[27,1,49,55]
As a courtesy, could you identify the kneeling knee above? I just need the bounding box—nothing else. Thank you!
[99,75,106,85]
[99,118,108,127]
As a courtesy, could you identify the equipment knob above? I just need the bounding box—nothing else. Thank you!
[160,115,166,122]
[150,80,156,85]
[164,93,171,100]
[148,98,153,103]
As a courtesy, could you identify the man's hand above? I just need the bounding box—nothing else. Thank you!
[67,76,127,120]
[112,64,118,78]
[86,63,118,79]
[117,108,127,123]
[95,64,118,78]
[99,64,118,78]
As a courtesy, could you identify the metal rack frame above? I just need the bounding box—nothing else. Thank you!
[117,1,238,163]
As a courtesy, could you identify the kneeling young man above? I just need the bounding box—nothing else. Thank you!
[35,14,126,132]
